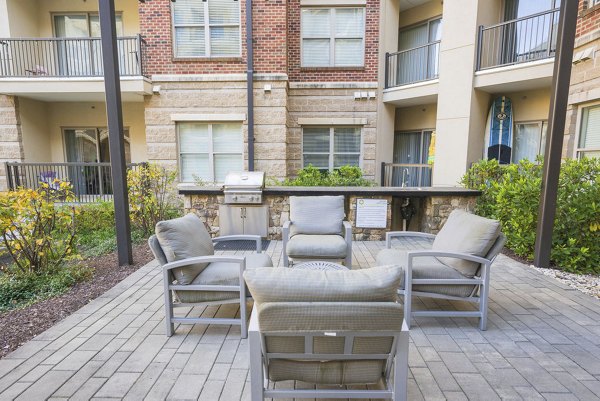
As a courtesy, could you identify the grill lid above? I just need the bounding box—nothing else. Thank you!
[223,171,265,189]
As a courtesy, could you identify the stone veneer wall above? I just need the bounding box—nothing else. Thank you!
[0,95,24,191]
[185,192,479,240]
[419,195,478,234]
[144,75,289,180]
[286,84,378,180]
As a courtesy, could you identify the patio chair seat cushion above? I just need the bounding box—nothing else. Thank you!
[286,234,347,259]
[268,359,385,385]
[432,210,501,277]
[245,264,402,304]
[377,249,477,298]
[289,196,345,236]
[155,213,215,285]
[176,253,273,303]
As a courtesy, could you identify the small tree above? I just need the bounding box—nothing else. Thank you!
[128,163,179,236]
[0,181,77,275]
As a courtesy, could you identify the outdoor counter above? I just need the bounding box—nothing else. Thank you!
[178,185,481,240]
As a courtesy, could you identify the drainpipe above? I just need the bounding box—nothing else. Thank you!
[246,0,254,171]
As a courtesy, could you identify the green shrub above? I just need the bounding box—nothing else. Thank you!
[0,182,78,275]
[277,165,375,187]
[127,164,182,236]
[0,264,92,312]
[461,157,600,273]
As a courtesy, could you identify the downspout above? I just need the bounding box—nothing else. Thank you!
[246,0,254,171]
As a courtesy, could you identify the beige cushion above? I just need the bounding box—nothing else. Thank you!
[289,196,345,236]
[176,253,273,303]
[268,359,385,385]
[286,234,347,259]
[244,264,402,304]
[155,213,214,285]
[376,249,477,298]
[432,209,500,277]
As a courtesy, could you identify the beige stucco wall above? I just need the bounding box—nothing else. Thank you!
[4,0,140,38]
[19,98,51,162]
[46,102,147,163]
[398,0,443,29]
[394,104,437,131]
[506,89,551,123]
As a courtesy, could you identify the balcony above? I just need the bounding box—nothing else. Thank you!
[0,35,152,102]
[381,162,432,187]
[385,41,440,89]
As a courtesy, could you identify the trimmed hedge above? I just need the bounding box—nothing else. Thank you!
[461,158,600,274]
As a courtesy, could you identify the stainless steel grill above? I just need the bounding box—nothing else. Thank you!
[223,171,265,204]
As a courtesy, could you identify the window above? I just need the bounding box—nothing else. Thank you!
[396,18,442,85]
[512,121,547,163]
[302,127,361,171]
[392,130,432,187]
[178,123,243,183]
[173,0,241,58]
[301,8,365,67]
[577,106,600,159]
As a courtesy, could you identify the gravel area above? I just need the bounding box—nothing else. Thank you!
[0,243,153,359]
[533,265,600,300]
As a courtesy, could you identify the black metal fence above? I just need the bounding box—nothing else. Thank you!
[0,35,148,77]
[477,8,559,70]
[5,162,144,203]
[381,163,432,187]
[385,41,440,88]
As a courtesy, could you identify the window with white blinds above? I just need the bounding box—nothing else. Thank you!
[301,7,365,67]
[578,105,600,159]
[178,123,243,183]
[172,0,240,57]
[302,127,361,171]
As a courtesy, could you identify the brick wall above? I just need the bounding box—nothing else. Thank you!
[286,0,379,82]
[140,0,287,75]
[577,0,600,38]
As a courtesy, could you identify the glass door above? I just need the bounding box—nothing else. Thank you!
[392,130,432,187]
[397,18,441,85]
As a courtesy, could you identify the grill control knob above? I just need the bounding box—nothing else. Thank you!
[233,195,238,201]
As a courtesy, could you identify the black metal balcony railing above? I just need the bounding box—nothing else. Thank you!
[0,35,148,78]
[5,162,144,203]
[477,8,559,71]
[385,41,440,89]
[381,163,432,187]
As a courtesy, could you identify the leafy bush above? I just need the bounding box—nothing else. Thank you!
[127,164,181,236]
[0,264,91,311]
[461,158,600,273]
[0,181,78,275]
[277,165,375,187]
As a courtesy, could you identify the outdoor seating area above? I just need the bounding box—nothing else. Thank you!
[1,237,600,400]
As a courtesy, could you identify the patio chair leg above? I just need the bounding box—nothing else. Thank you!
[163,272,174,337]
[403,268,412,328]
[394,330,409,401]
[240,299,248,339]
[249,329,264,400]
[479,263,491,331]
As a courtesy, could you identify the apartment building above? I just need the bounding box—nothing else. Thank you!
[0,0,593,195]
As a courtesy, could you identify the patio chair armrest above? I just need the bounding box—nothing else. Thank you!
[248,308,260,333]
[386,231,436,248]
[213,235,262,253]
[162,255,245,273]
[406,250,491,267]
[342,221,352,239]
[282,220,291,239]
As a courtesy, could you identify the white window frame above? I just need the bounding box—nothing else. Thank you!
[574,103,600,159]
[300,7,366,67]
[301,126,362,171]
[511,120,547,163]
[171,0,242,58]
[177,122,243,183]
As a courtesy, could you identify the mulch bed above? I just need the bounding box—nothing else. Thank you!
[0,243,153,359]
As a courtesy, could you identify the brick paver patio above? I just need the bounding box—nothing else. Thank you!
[1,240,600,400]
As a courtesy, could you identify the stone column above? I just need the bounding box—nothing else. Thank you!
[0,95,24,191]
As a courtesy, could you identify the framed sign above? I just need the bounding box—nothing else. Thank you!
[356,199,388,228]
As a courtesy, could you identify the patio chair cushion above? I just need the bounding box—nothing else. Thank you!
[286,234,347,259]
[432,209,501,277]
[377,249,477,298]
[245,264,402,304]
[176,253,273,303]
[289,195,345,236]
[155,213,215,285]
[268,359,386,385]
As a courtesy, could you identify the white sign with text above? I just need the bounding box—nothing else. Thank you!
[355,199,388,228]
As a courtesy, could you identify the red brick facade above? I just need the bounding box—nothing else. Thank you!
[140,0,377,81]
[577,0,600,37]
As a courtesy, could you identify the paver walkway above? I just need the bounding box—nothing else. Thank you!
[1,240,600,400]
